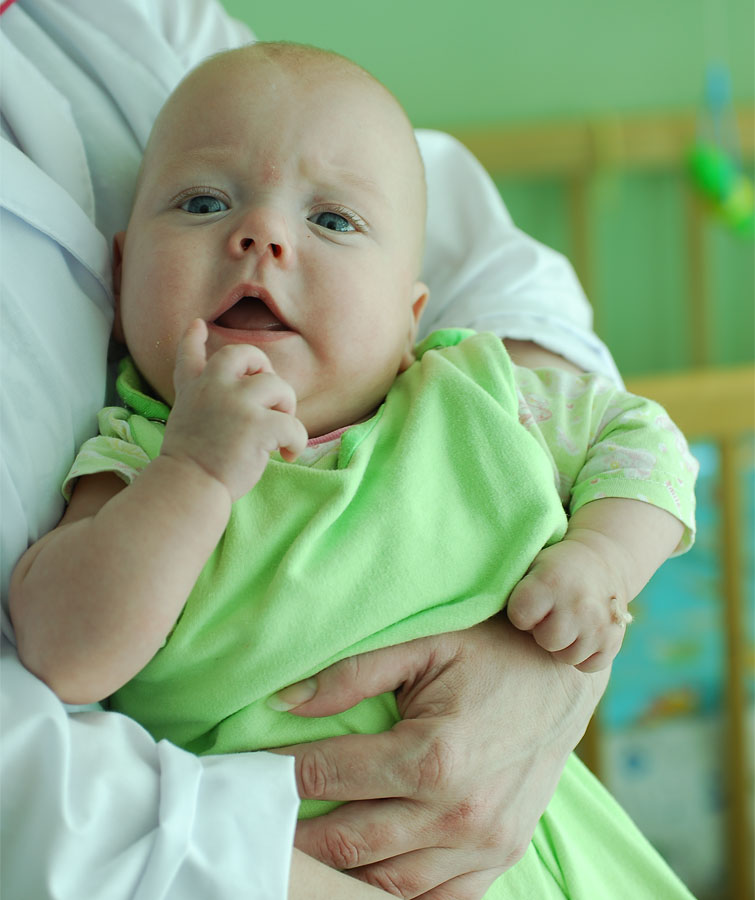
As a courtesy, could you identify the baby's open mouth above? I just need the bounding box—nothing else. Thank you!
[214,297,289,331]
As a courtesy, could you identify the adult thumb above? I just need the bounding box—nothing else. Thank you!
[267,633,459,718]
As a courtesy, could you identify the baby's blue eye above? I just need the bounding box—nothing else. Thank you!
[181,195,228,214]
[310,211,355,232]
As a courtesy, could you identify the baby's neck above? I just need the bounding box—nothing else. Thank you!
[305,404,380,444]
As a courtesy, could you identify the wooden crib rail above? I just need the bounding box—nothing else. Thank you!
[447,108,755,178]
[626,365,753,900]
[448,107,754,368]
[448,107,754,898]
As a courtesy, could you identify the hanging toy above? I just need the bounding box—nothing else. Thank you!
[687,63,754,236]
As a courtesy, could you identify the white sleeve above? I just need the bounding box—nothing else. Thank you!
[141,0,256,67]
[1,630,299,900]
[416,129,622,384]
[1,3,298,898]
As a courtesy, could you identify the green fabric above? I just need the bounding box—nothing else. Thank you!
[487,754,695,898]
[75,330,695,898]
[115,356,171,424]
[109,330,569,811]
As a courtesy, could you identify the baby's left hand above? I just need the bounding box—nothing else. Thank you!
[506,538,632,672]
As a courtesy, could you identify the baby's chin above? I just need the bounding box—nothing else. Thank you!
[128,358,175,408]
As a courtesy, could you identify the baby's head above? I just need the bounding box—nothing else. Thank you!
[113,42,429,438]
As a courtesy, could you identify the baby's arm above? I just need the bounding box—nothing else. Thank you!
[507,364,697,672]
[507,497,683,672]
[9,320,307,704]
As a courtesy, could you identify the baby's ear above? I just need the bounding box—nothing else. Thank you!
[111,232,126,343]
[399,282,430,372]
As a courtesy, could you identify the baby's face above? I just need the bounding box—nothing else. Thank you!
[114,49,428,437]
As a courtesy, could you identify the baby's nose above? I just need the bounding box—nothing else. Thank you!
[239,236,283,258]
[229,209,291,262]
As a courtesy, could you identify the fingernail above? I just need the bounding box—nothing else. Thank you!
[267,677,318,711]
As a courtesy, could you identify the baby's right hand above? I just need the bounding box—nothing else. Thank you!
[160,319,308,502]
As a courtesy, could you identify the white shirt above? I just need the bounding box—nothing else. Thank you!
[0,1,619,897]
[2,3,299,898]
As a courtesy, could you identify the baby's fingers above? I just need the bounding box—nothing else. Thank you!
[233,373,307,459]
[237,371,299,419]
[530,609,580,655]
[506,575,555,632]
[278,413,309,462]
[207,342,275,382]
[553,629,624,672]
[173,318,209,391]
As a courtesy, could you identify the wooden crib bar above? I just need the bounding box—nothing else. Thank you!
[447,109,754,898]
[449,107,754,365]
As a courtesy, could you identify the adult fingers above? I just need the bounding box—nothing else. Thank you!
[276,717,452,804]
[351,848,503,900]
[294,798,428,870]
[353,848,493,899]
[270,633,461,719]
[414,869,504,900]
[296,802,508,897]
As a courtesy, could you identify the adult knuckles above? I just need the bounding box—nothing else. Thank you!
[502,837,530,869]
[487,818,532,869]
[414,732,458,796]
[359,863,421,898]
[295,744,339,800]
[423,868,505,900]
[434,791,507,850]
[327,653,366,695]
[311,821,373,871]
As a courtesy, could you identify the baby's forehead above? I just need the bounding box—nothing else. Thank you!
[190,46,397,120]
[160,48,421,172]
[143,44,427,255]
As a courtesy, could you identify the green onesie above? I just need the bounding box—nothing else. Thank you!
[66,330,697,899]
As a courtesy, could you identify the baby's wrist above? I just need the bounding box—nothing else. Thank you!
[565,499,684,604]
[561,526,635,601]
[152,451,235,513]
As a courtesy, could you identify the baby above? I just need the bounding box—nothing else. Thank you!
[10,42,696,817]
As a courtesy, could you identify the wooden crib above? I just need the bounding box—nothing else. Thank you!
[448,108,754,900]
[623,364,754,900]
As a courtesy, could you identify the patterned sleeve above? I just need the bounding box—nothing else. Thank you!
[62,407,152,500]
[513,365,698,554]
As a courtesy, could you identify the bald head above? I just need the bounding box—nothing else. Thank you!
[141,42,427,268]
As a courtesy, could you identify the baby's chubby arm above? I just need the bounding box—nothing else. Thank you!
[9,320,307,704]
[507,497,684,671]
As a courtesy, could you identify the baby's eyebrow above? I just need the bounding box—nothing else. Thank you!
[315,165,388,206]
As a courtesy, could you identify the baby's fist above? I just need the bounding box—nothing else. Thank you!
[162,320,308,501]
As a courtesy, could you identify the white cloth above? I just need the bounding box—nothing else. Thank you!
[1,2,299,898]
[416,129,622,384]
[0,1,621,897]
[1,630,299,900]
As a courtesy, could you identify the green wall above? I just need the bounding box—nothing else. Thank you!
[220,0,754,375]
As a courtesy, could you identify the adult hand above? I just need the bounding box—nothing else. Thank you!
[272,616,609,900]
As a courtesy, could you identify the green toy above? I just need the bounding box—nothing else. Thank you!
[687,64,754,236]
